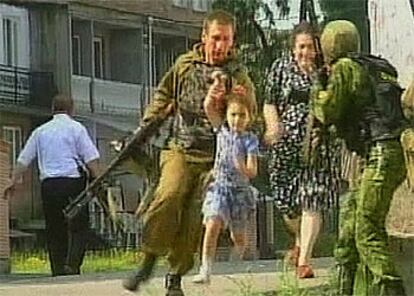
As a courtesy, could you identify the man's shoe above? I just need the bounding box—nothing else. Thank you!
[123,254,156,292]
[165,273,185,296]
[297,265,315,279]
[63,265,80,275]
[122,270,150,292]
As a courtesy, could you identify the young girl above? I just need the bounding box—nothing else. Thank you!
[192,87,259,284]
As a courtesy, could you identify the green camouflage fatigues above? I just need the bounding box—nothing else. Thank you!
[313,20,406,296]
[138,43,256,275]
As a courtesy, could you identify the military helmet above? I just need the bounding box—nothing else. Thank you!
[321,20,361,64]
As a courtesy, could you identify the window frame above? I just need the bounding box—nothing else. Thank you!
[2,17,19,66]
[2,125,23,168]
[72,34,81,75]
[192,0,208,12]
[93,36,105,79]
[172,0,188,8]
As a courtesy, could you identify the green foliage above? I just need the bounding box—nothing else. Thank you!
[11,249,165,274]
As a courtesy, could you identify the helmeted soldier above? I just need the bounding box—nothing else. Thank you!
[311,20,407,296]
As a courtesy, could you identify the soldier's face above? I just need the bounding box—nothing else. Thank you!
[226,101,250,133]
[203,21,234,65]
[293,33,316,71]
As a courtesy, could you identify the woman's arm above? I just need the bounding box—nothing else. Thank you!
[263,58,286,145]
[263,103,283,145]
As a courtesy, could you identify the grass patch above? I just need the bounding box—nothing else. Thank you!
[11,249,165,274]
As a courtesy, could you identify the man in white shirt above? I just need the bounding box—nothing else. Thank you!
[6,94,100,276]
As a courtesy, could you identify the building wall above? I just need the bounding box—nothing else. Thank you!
[29,5,71,94]
[0,112,42,222]
[110,29,143,84]
[369,0,414,87]
[0,140,11,274]
[0,3,30,68]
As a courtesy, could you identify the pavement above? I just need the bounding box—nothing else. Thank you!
[0,257,334,296]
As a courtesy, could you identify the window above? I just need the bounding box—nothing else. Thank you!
[2,126,22,168]
[72,35,81,75]
[2,17,18,66]
[173,0,188,8]
[192,0,208,12]
[93,36,104,79]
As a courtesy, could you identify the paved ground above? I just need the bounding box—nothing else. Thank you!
[0,257,334,296]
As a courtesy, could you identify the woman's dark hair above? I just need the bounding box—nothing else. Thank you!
[290,21,317,49]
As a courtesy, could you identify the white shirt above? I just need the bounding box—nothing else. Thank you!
[17,113,100,181]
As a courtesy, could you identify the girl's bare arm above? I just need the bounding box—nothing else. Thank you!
[234,154,257,179]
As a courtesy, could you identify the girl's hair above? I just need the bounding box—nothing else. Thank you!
[290,21,317,49]
[225,93,255,119]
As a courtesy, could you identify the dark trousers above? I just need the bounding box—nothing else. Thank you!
[41,177,89,276]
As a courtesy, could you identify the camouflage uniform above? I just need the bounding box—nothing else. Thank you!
[312,21,406,296]
[137,43,256,275]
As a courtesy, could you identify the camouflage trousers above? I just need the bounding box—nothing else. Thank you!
[140,148,212,275]
[335,140,406,296]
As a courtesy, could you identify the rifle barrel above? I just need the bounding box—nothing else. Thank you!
[63,117,165,220]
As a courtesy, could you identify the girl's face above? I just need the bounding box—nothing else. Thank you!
[226,101,250,133]
[293,33,316,72]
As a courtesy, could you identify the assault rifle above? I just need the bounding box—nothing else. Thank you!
[299,0,329,165]
[302,33,328,165]
[63,116,167,220]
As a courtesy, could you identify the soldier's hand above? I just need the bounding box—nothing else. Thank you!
[232,85,247,97]
[135,203,146,217]
[208,71,226,109]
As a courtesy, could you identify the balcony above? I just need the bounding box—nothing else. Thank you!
[0,64,30,105]
[72,76,146,116]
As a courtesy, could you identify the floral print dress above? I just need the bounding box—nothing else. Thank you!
[265,56,341,217]
[202,125,259,231]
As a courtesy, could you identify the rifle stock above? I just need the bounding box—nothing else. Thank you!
[63,116,166,220]
[302,33,326,165]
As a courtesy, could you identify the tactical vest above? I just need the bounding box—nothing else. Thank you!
[336,54,406,155]
[172,60,241,154]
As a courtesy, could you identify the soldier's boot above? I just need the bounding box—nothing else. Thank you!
[337,264,356,296]
[122,254,156,292]
[165,273,185,296]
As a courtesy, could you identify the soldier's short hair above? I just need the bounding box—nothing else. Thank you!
[203,10,236,34]
[52,94,74,114]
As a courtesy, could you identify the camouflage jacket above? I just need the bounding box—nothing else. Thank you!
[143,43,256,160]
[311,58,372,155]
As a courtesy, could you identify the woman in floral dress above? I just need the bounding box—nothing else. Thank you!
[263,21,341,278]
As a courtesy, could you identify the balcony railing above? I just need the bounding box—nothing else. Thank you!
[0,64,30,104]
[72,75,147,115]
